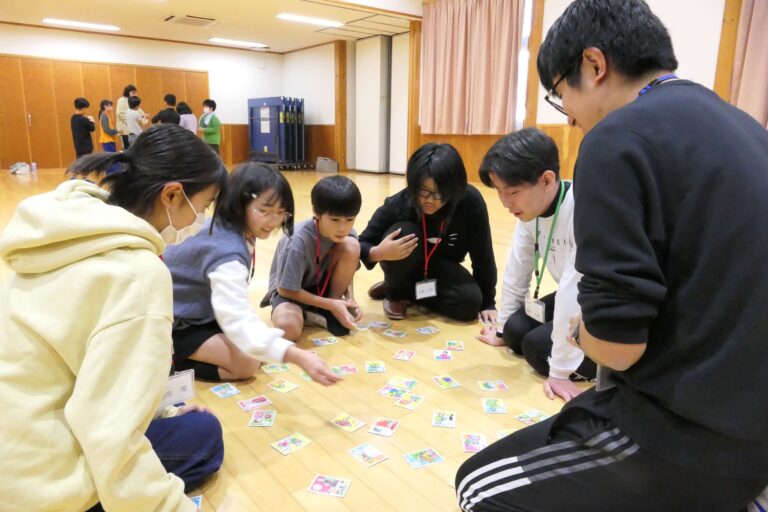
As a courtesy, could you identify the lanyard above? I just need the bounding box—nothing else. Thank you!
[314,219,334,297]
[249,249,256,283]
[533,181,566,299]
[422,216,445,279]
[638,74,677,96]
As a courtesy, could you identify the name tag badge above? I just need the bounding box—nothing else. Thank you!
[159,369,196,409]
[415,279,438,300]
[524,295,546,323]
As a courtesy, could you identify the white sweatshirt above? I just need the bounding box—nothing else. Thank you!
[497,183,586,379]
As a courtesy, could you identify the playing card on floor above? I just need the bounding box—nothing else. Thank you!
[477,380,509,391]
[433,349,453,361]
[403,448,444,469]
[312,336,339,346]
[462,433,488,453]
[433,375,461,389]
[415,326,440,335]
[365,361,386,373]
[248,409,276,427]
[237,395,271,411]
[307,474,351,498]
[209,383,240,398]
[383,329,407,338]
[369,320,392,329]
[267,379,299,393]
[331,364,359,376]
[261,363,290,374]
[387,376,418,391]
[394,393,424,410]
[369,417,400,436]
[393,349,416,361]
[271,433,311,455]
[377,384,409,399]
[445,340,465,351]
[432,410,457,428]
[482,398,508,414]
[190,495,202,509]
[515,408,550,425]
[348,443,388,467]
[330,413,366,432]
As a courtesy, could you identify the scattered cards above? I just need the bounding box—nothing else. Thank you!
[267,379,299,393]
[393,349,416,361]
[394,393,424,410]
[190,495,202,509]
[515,408,550,425]
[262,363,290,374]
[308,474,351,498]
[482,398,508,414]
[415,326,440,335]
[403,448,444,469]
[496,428,516,439]
[331,413,366,432]
[248,409,277,427]
[433,349,453,361]
[312,336,339,346]
[210,383,240,399]
[387,376,418,391]
[237,395,271,411]
[369,417,400,437]
[349,443,388,467]
[383,329,407,338]
[365,360,386,373]
[331,364,359,376]
[433,375,461,389]
[377,384,409,399]
[462,433,488,453]
[432,410,457,428]
[271,433,311,455]
[477,380,509,391]
[445,340,465,351]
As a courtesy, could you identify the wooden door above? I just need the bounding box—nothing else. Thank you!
[21,58,62,169]
[82,63,112,152]
[161,69,186,109]
[135,67,163,123]
[53,60,84,167]
[0,56,31,168]
[184,71,210,118]
[109,64,136,106]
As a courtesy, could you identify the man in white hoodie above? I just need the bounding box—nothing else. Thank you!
[476,128,595,402]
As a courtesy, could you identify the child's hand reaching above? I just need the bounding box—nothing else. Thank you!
[286,346,341,387]
[346,299,363,322]
[329,299,357,329]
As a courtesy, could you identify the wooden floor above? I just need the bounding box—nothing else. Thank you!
[0,169,582,512]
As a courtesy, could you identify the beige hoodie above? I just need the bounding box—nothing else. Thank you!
[0,180,196,512]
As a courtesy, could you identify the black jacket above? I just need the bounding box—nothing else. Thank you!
[152,107,181,125]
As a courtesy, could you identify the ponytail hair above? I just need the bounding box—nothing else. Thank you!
[68,124,228,217]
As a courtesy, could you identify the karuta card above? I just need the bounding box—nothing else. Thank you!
[248,409,277,427]
[432,410,457,428]
[515,408,550,425]
[462,433,488,453]
[349,442,388,467]
[312,336,339,346]
[369,417,400,437]
[267,379,299,393]
[415,325,440,335]
[190,495,202,509]
[433,375,461,389]
[394,393,424,410]
[299,371,313,382]
[355,322,370,331]
[377,384,409,399]
[209,383,240,398]
[330,364,359,376]
[369,320,392,329]
[271,433,311,455]
[365,360,386,373]
[383,329,407,338]
[482,398,508,414]
[433,349,453,361]
[261,363,290,374]
[477,380,509,391]
[393,349,416,361]
[237,394,271,411]
[387,376,418,391]
[445,340,465,351]
[403,447,444,469]
[331,413,366,432]
[497,428,516,439]
[307,474,351,498]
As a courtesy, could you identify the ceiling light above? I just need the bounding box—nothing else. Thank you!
[42,18,120,31]
[209,37,268,49]
[276,13,343,28]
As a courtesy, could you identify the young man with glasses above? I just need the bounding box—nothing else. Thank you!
[456,0,768,509]
[359,143,497,322]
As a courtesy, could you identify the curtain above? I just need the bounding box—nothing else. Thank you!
[731,0,768,128]
[421,0,525,135]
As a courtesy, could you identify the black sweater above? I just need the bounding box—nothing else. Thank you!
[152,107,181,125]
[359,184,497,309]
[70,114,95,156]
[573,80,768,478]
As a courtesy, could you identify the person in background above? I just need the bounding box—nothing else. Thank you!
[152,94,181,125]
[177,102,197,134]
[198,99,222,155]
[125,96,149,146]
[115,84,137,149]
[71,97,95,159]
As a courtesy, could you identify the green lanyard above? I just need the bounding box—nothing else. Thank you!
[533,180,566,299]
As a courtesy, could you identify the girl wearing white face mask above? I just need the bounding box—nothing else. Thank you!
[164,163,341,386]
[0,124,228,512]
[197,98,221,155]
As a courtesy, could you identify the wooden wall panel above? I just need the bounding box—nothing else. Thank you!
[220,124,250,167]
[333,41,347,172]
[134,67,164,120]
[82,63,112,135]
[0,56,31,168]
[305,125,336,168]
[184,71,210,116]
[417,133,501,183]
[713,0,743,102]
[537,124,582,180]
[407,20,422,158]
[109,65,136,105]
[53,60,84,166]
[161,69,187,105]
[21,59,61,168]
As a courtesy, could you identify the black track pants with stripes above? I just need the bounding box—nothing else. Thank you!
[455,389,766,512]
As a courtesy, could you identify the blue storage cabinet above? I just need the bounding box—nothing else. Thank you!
[248,96,308,169]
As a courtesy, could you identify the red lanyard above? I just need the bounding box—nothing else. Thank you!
[422,216,444,278]
[314,219,334,297]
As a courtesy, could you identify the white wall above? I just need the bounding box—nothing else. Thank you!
[340,0,422,17]
[282,44,336,125]
[389,33,410,174]
[536,0,726,124]
[355,36,391,173]
[0,24,283,124]
[346,41,357,169]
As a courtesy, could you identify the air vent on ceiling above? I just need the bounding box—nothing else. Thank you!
[164,15,220,28]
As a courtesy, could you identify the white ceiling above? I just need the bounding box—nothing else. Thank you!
[0,0,418,53]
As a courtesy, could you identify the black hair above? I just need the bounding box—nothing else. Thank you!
[128,96,141,109]
[99,99,113,114]
[176,101,193,115]
[406,143,467,214]
[67,124,228,218]
[479,128,560,188]
[74,97,90,110]
[122,84,137,98]
[537,0,678,92]
[311,175,361,217]
[203,99,217,111]
[215,162,295,235]
[164,93,177,106]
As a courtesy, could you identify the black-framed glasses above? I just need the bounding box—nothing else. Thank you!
[418,188,444,201]
[544,60,580,116]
